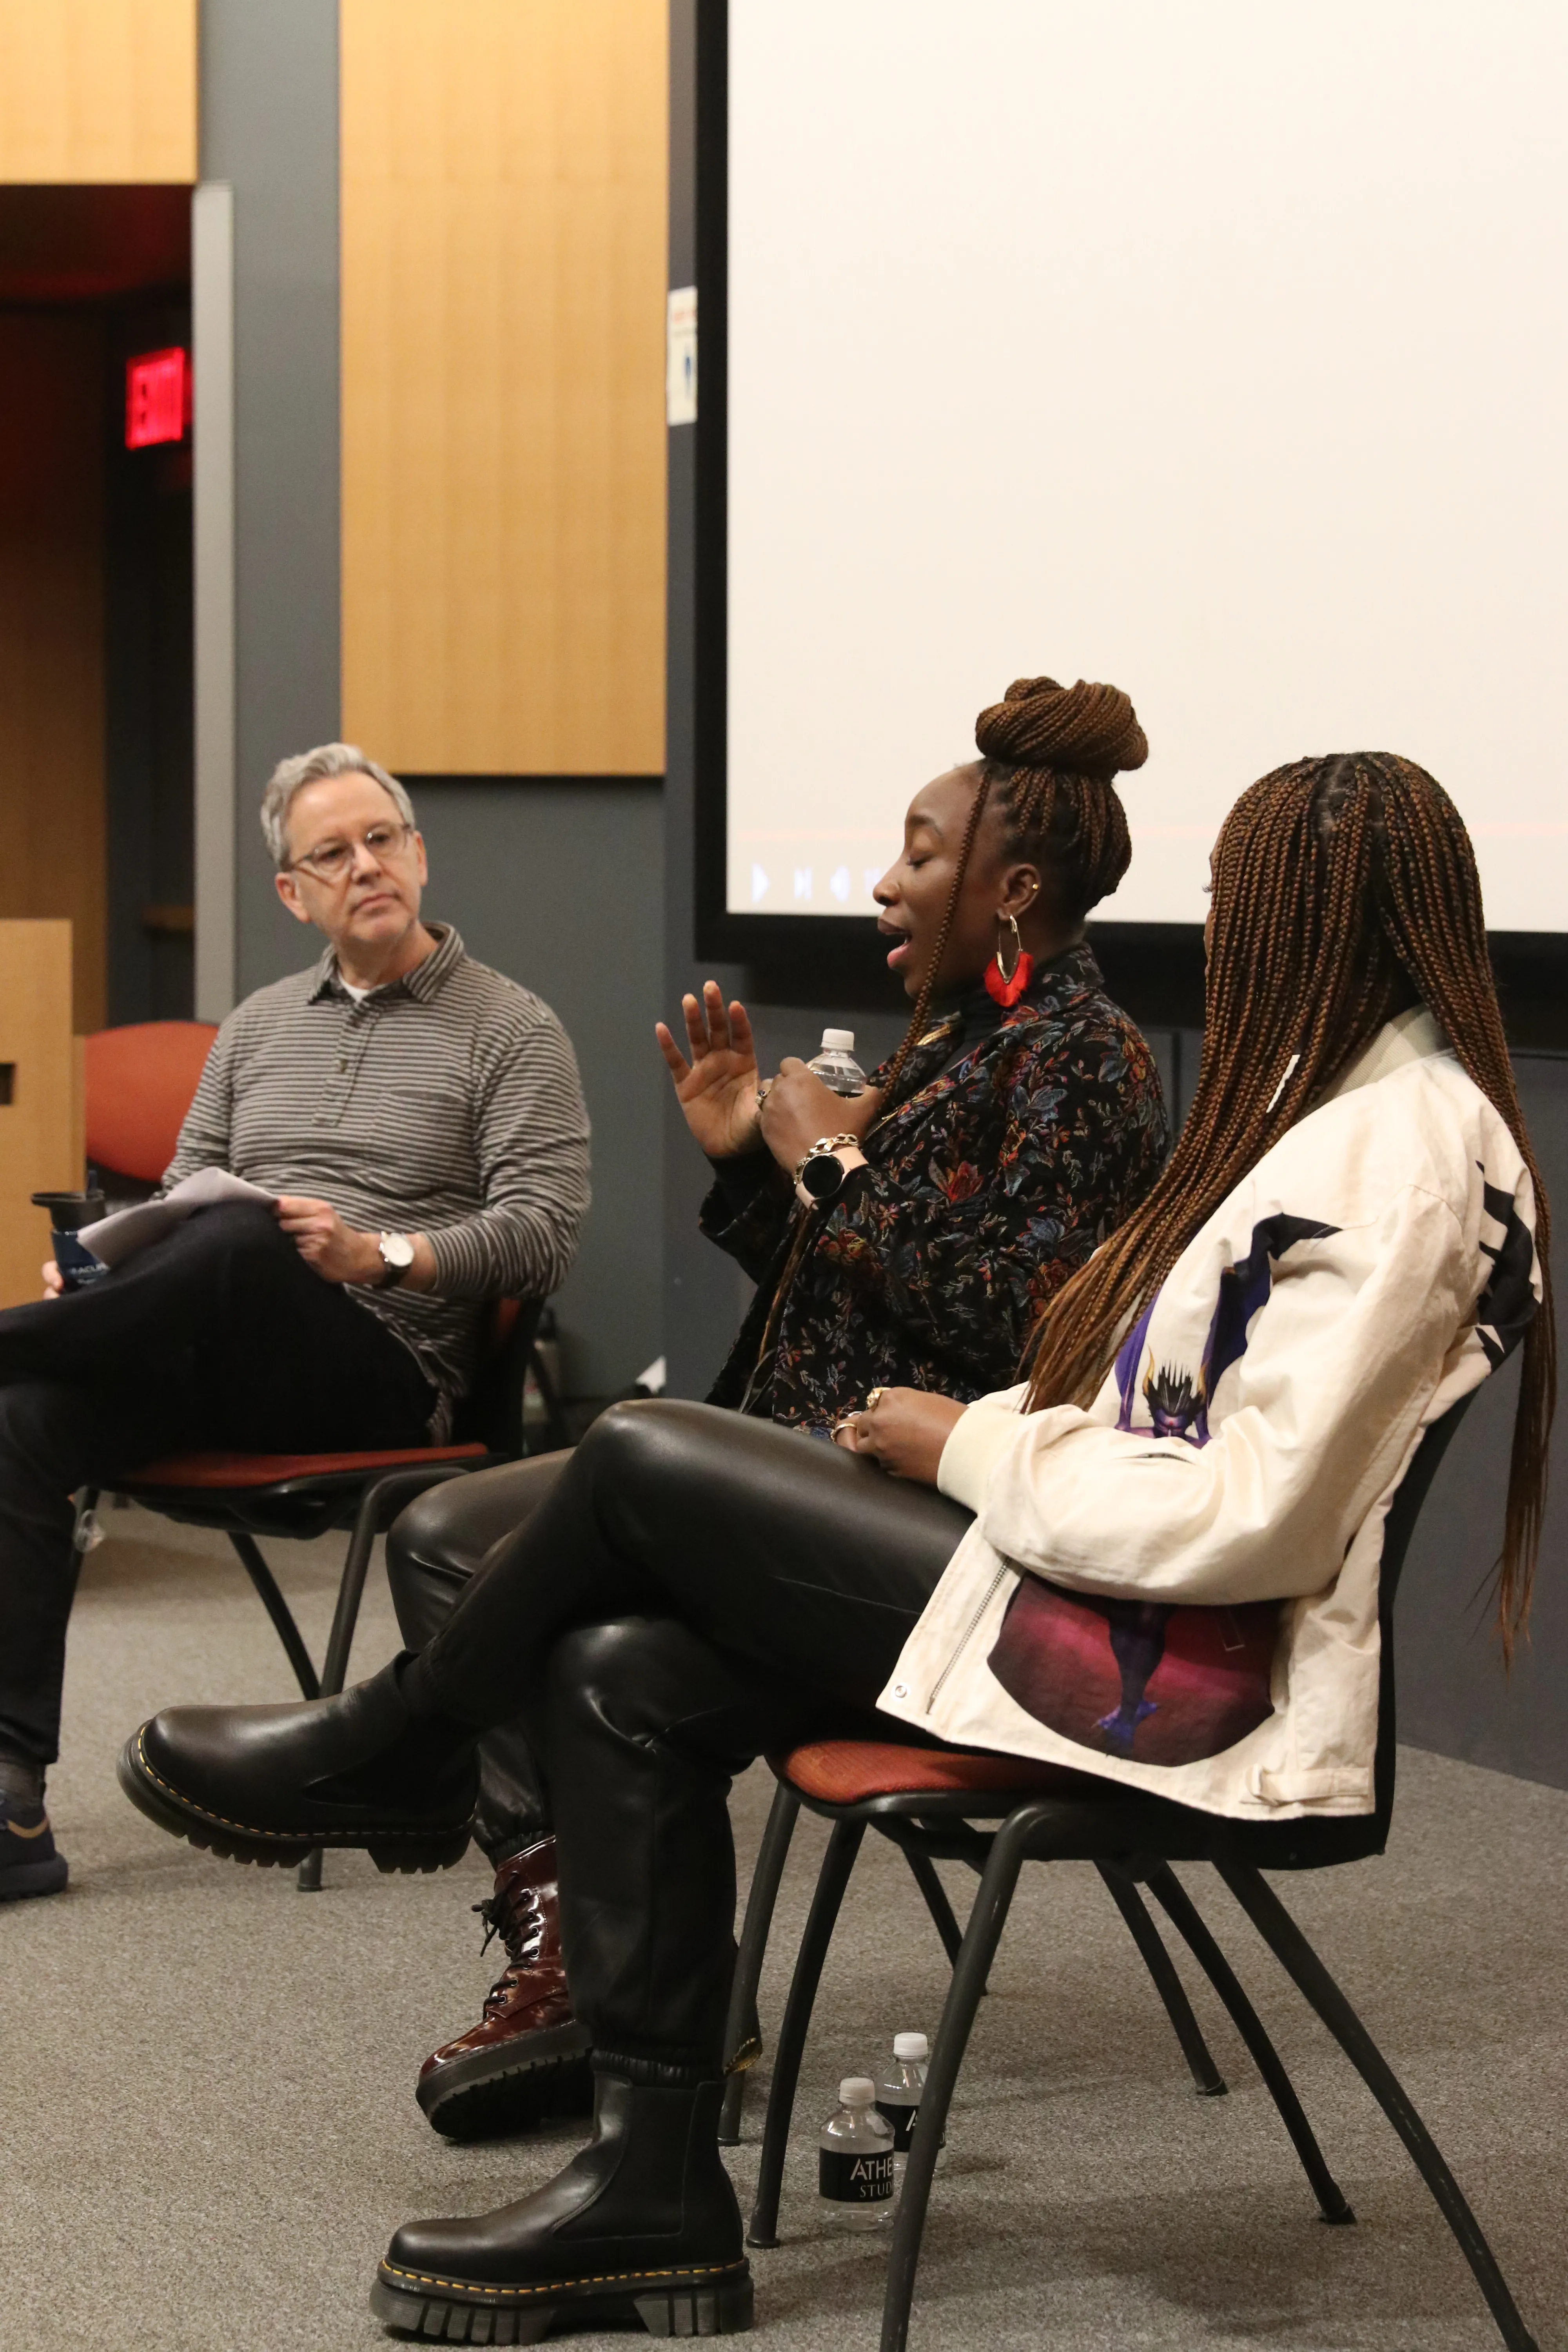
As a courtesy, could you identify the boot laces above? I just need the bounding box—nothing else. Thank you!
[472,1882,546,2012]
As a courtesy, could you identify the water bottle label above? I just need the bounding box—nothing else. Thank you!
[876,2097,944,2152]
[818,2148,895,2204]
[875,2098,918,2152]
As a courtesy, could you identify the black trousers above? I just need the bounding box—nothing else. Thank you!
[0,1204,435,1764]
[387,1453,571,1860]
[402,1399,975,2072]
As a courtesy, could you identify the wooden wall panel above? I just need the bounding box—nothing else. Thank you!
[0,923,78,1310]
[341,0,668,775]
[0,0,197,183]
[0,315,107,1033]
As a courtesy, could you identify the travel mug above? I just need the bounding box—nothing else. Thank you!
[31,1191,109,1290]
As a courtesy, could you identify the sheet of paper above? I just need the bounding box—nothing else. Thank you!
[80,1169,276,1270]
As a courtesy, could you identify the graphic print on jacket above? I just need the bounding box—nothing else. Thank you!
[989,1216,1339,1763]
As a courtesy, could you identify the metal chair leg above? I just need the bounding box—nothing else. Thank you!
[902,1848,964,1969]
[1144,1862,1351,2221]
[720,1782,801,2144]
[297,1464,475,1894]
[1217,1859,1538,2351]
[747,1817,865,2248]
[1096,1863,1227,2096]
[227,1532,320,1700]
[880,1804,1036,2352]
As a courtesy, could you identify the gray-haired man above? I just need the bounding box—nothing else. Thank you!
[0,745,590,1902]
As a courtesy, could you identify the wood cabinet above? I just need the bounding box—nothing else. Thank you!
[0,922,80,1310]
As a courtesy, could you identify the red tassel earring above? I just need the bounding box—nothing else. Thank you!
[984,912,1033,1007]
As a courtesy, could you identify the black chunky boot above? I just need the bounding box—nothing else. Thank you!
[371,2063,753,2342]
[117,1659,477,1873]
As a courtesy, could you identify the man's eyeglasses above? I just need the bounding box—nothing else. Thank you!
[288,821,416,884]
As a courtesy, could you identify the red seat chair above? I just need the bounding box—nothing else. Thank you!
[737,1400,1541,2352]
[83,1021,220,1189]
[77,1020,565,1889]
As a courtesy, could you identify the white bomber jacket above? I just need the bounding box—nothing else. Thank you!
[877,1010,1541,1820]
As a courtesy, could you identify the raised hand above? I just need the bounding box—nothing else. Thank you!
[655,982,765,1159]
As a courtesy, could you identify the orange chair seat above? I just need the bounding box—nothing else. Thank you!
[777,1738,1093,1806]
[124,1442,488,1490]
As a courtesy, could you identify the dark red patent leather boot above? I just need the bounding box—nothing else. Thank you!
[417,1835,593,2139]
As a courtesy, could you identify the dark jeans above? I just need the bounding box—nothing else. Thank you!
[401,1399,978,2071]
[0,1203,435,1764]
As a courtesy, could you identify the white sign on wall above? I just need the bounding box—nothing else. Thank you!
[667,285,697,427]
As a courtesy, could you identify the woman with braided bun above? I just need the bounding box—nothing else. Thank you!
[365,673,1166,2148]
[118,750,1548,2344]
[686,671,1165,1425]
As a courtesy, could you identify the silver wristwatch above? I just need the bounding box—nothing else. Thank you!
[376,1231,416,1288]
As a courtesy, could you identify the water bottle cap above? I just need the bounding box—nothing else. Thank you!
[839,2076,876,2105]
[893,2033,929,2061]
[820,1028,856,1053]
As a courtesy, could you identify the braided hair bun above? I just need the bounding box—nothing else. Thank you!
[975,676,1148,780]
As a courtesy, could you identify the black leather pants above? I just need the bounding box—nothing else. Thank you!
[400,1399,973,2073]
[387,1453,572,1861]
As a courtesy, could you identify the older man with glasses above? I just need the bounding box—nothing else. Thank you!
[0,744,590,1904]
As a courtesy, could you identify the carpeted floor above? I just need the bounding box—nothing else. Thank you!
[5,1504,1564,2351]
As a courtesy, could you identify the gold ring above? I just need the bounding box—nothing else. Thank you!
[864,1387,887,1413]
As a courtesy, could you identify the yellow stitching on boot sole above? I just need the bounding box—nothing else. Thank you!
[378,2260,746,2301]
[133,1729,468,1844]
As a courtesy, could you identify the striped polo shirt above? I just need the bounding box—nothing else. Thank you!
[165,925,591,1433]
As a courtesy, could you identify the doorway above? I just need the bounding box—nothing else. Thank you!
[0,183,194,1032]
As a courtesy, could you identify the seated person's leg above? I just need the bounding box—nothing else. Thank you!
[126,1400,968,2336]
[178,1205,435,1454]
[387,1453,584,2137]
[0,1377,194,1900]
[373,1610,816,2342]
[0,1202,435,1456]
[0,1203,434,1898]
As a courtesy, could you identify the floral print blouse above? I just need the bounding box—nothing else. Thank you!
[700,943,1169,1432]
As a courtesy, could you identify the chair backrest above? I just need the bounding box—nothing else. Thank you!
[1236,1390,1474,1872]
[453,1296,546,1457]
[84,1021,219,1184]
[1367,1390,1475,1834]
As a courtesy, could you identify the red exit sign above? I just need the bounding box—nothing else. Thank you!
[125,347,190,448]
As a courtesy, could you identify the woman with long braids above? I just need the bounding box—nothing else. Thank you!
[122,751,1548,2345]
[379,675,1165,2141]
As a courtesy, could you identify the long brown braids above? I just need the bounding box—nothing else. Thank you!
[880,676,1149,1102]
[1021,752,1555,1656]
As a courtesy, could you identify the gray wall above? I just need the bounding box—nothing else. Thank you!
[200,0,668,1399]
[200,0,342,1004]
[412,782,665,1398]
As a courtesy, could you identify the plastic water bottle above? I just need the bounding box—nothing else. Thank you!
[817,2076,895,2230]
[806,1029,867,1097]
[875,2033,939,2182]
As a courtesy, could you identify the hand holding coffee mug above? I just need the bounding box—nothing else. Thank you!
[32,1192,108,1292]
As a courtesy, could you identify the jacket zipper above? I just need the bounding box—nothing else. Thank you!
[926,1564,1009,1710]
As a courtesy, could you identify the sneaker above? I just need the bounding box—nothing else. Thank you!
[0,1791,68,1901]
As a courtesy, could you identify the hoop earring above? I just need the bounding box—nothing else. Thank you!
[984,912,1034,1008]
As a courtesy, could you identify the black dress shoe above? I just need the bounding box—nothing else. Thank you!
[371,2069,753,2342]
[117,1660,477,1873]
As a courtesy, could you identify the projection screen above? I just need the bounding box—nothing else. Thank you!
[721,0,1568,937]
